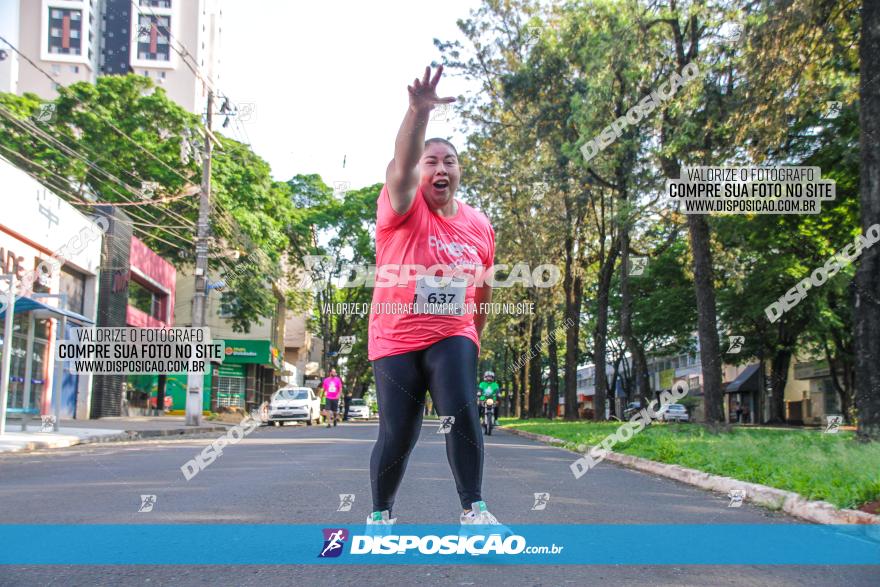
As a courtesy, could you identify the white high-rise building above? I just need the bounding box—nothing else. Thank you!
[0,0,221,114]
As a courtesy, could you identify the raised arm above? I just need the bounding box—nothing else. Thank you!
[385,65,455,214]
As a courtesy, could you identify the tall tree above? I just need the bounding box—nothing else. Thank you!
[854,0,880,440]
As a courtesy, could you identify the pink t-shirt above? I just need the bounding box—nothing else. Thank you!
[368,184,495,361]
[322,377,342,400]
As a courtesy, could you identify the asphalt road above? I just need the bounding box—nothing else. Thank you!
[0,420,876,586]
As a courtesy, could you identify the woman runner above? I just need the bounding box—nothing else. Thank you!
[366,65,503,528]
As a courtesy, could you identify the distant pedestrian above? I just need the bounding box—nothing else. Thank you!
[735,403,744,423]
[321,368,343,427]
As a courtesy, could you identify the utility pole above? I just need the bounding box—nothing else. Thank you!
[186,90,213,426]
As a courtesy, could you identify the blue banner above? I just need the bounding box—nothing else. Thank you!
[1,524,877,565]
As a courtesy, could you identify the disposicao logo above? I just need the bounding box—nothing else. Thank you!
[317,528,561,557]
[318,528,348,558]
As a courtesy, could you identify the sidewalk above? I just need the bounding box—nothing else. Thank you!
[0,416,231,454]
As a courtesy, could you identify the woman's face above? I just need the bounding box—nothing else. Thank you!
[419,142,460,209]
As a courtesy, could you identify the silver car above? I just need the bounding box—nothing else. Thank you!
[657,403,690,422]
[347,398,371,420]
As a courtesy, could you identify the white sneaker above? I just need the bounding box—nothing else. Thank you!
[460,501,512,537]
[365,510,397,537]
[366,510,397,525]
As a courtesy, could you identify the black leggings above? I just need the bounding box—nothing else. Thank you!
[370,335,482,513]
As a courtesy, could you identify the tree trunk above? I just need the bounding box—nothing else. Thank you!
[854,0,880,441]
[592,246,617,421]
[632,342,653,406]
[502,345,510,417]
[519,357,529,419]
[756,349,766,425]
[657,14,724,426]
[528,314,544,418]
[826,344,854,424]
[620,354,633,399]
[512,364,521,420]
[769,350,792,423]
[619,221,653,407]
[687,215,724,423]
[548,312,560,420]
[563,232,583,419]
[609,355,623,418]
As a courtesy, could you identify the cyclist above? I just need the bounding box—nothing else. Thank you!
[478,371,500,421]
[366,65,504,530]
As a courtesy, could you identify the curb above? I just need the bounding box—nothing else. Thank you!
[501,426,880,526]
[0,426,231,454]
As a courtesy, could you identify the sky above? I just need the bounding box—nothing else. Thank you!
[219,0,483,189]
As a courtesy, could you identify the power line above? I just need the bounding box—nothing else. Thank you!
[0,147,194,249]
[0,35,200,226]
[1,33,276,273]
[0,104,198,231]
[0,152,192,252]
[0,107,197,242]
[4,146,272,317]
[0,142,195,247]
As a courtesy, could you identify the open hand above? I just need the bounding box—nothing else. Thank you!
[408,65,455,115]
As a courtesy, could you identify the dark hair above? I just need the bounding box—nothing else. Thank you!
[424,137,459,158]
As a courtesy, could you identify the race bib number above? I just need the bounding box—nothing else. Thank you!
[413,276,467,316]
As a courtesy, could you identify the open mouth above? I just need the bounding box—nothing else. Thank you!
[432,178,449,190]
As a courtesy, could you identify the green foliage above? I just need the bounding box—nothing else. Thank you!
[502,419,880,509]
[0,74,303,331]
[284,176,382,393]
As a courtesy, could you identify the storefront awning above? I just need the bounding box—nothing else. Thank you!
[725,363,760,394]
[0,297,94,325]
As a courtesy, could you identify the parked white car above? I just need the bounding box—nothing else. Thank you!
[657,403,690,422]
[268,387,321,425]
[347,398,371,420]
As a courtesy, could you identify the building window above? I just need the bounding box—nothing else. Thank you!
[59,265,86,314]
[822,380,841,413]
[136,14,171,62]
[70,65,79,73]
[128,279,166,320]
[47,7,83,56]
[216,375,245,408]
[51,64,61,74]
[141,0,172,7]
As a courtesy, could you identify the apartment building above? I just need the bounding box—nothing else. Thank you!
[0,0,221,113]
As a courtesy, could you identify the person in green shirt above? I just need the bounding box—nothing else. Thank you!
[478,371,500,420]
